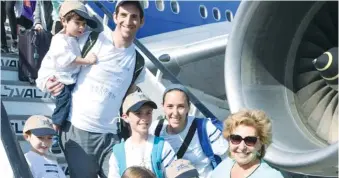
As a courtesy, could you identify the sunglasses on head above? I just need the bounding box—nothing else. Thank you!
[229,134,258,146]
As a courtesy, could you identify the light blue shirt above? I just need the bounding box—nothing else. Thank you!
[211,158,284,178]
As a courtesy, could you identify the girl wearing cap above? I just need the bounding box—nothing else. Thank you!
[211,110,283,178]
[108,92,176,178]
[23,115,66,178]
[149,84,228,178]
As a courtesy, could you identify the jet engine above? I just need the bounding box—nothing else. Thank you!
[225,1,338,177]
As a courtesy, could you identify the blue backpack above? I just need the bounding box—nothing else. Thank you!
[154,117,223,169]
[112,136,164,178]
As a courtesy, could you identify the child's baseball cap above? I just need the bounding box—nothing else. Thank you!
[59,1,97,29]
[123,92,157,114]
[23,115,56,136]
[166,159,199,178]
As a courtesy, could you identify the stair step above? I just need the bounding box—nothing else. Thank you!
[1,80,52,99]
[1,66,18,81]
[2,97,55,116]
[1,55,18,68]
[9,115,30,141]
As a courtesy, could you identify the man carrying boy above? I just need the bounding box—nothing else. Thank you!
[36,1,146,177]
[36,1,98,154]
[23,115,66,178]
[37,1,97,132]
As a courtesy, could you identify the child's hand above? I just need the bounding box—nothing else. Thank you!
[85,53,97,64]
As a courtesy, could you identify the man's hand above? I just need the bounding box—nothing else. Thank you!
[52,124,60,132]
[46,76,64,96]
[34,24,43,31]
[85,53,97,64]
[126,84,141,95]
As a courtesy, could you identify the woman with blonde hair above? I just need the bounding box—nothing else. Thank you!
[211,109,283,178]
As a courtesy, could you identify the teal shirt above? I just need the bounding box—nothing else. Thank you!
[211,158,284,178]
[51,0,62,21]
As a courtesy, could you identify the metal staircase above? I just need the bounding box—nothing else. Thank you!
[1,53,69,175]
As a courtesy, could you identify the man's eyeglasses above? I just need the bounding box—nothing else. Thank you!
[229,134,258,146]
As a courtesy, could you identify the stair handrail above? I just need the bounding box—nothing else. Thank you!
[1,101,34,178]
[93,1,217,119]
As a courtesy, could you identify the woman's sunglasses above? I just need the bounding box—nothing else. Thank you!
[229,134,258,146]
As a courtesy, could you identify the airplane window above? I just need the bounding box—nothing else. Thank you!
[107,0,116,3]
[170,0,180,14]
[199,5,208,19]
[156,0,165,11]
[213,7,221,21]
[142,0,149,9]
[226,10,234,22]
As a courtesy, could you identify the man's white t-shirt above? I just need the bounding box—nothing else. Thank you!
[149,116,228,178]
[24,151,66,178]
[108,135,176,178]
[36,26,145,133]
[69,27,145,134]
[37,32,81,91]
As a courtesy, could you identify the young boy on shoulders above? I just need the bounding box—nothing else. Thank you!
[23,115,66,178]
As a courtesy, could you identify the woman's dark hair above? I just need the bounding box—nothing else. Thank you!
[122,166,156,178]
[162,84,191,105]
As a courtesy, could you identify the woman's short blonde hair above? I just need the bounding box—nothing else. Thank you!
[223,109,273,159]
[122,166,156,178]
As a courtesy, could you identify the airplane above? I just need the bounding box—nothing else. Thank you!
[86,0,240,38]
[0,1,337,178]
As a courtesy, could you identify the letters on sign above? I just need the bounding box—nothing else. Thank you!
[1,58,18,68]
[1,85,52,99]
[10,120,25,135]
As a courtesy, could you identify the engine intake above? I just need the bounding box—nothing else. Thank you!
[225,1,338,177]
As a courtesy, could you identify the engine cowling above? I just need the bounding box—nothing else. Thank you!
[225,1,338,177]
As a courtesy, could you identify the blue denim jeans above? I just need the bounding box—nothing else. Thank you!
[51,84,75,126]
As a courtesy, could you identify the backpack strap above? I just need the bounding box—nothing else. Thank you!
[151,136,165,178]
[132,51,145,84]
[81,31,100,58]
[118,50,145,141]
[112,142,126,176]
[154,119,165,137]
[196,118,222,169]
[176,119,197,159]
[210,117,223,131]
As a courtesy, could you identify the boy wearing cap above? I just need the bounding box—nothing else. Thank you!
[37,1,147,177]
[37,1,98,130]
[23,115,66,178]
[108,92,176,178]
